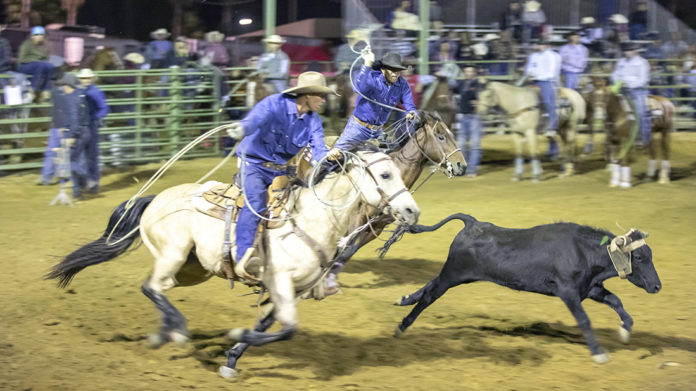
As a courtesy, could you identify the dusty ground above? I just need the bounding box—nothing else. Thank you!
[1,132,695,391]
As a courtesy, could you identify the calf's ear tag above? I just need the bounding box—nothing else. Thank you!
[600,235,609,246]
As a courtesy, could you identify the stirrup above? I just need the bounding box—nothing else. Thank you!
[234,248,263,283]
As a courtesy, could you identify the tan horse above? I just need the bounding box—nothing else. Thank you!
[477,81,586,181]
[601,89,674,187]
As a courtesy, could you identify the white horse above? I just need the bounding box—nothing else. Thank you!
[47,149,419,378]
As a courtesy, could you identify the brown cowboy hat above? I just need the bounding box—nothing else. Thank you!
[282,71,339,96]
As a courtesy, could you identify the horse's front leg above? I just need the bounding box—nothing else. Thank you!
[658,129,671,184]
[511,132,525,181]
[228,269,297,347]
[220,306,276,379]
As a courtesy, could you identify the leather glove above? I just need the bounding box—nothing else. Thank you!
[406,111,417,120]
[225,123,245,140]
[326,147,343,161]
[361,48,375,65]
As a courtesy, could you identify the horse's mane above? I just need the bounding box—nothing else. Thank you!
[385,111,433,152]
[296,142,382,187]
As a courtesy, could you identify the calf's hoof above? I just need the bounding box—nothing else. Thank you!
[394,326,406,338]
[219,365,239,379]
[147,333,166,348]
[618,327,631,344]
[592,352,611,364]
[227,328,246,342]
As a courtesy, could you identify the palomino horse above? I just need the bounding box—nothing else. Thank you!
[601,89,674,187]
[46,149,419,378]
[477,81,585,180]
[331,111,466,271]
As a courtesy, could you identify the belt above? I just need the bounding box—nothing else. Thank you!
[352,116,382,131]
[261,162,288,171]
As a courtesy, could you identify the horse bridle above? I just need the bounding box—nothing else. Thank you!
[405,118,461,178]
[361,155,409,209]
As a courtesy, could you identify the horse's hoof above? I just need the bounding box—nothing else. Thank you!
[592,352,611,364]
[511,176,521,182]
[394,326,405,338]
[219,365,238,379]
[619,182,631,189]
[618,327,631,344]
[658,177,670,185]
[147,333,166,348]
[227,328,246,342]
[169,331,190,346]
[609,182,619,188]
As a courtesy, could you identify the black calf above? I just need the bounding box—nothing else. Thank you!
[391,213,661,362]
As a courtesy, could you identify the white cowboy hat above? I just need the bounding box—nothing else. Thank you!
[581,16,596,25]
[471,43,489,57]
[525,1,541,13]
[123,52,145,64]
[483,33,501,42]
[205,30,225,43]
[282,71,339,96]
[262,34,285,44]
[150,28,170,38]
[76,68,95,79]
[610,14,628,24]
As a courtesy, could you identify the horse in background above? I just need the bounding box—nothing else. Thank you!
[476,81,585,181]
[326,72,355,134]
[601,89,674,187]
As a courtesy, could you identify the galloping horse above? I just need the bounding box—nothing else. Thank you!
[601,89,674,187]
[476,81,585,180]
[46,149,419,378]
[332,111,467,271]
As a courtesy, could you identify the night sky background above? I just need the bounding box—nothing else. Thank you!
[0,0,693,41]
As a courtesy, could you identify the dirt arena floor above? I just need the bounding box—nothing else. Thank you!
[1,132,695,391]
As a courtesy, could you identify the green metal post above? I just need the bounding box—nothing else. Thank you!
[135,72,143,158]
[211,67,222,153]
[169,67,181,157]
[418,0,430,76]
[264,0,276,37]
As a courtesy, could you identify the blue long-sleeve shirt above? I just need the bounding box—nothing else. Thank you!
[236,93,329,165]
[51,87,90,139]
[352,65,417,126]
[83,84,110,126]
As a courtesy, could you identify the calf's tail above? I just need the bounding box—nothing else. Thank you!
[378,213,476,257]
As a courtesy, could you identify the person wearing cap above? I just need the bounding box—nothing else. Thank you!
[40,73,90,197]
[559,31,588,90]
[523,38,561,137]
[145,28,173,69]
[611,41,651,146]
[17,26,55,101]
[331,51,417,153]
[222,71,339,282]
[256,34,290,93]
[77,68,109,193]
[579,16,603,55]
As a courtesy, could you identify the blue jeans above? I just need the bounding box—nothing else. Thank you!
[563,71,581,90]
[235,161,283,261]
[457,114,482,175]
[41,127,89,196]
[626,88,651,144]
[17,62,55,91]
[86,123,101,186]
[266,79,287,94]
[536,80,557,130]
[334,116,382,151]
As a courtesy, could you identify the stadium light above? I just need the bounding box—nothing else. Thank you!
[239,18,252,25]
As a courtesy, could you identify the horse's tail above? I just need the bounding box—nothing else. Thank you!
[406,213,477,234]
[378,213,477,257]
[45,195,156,288]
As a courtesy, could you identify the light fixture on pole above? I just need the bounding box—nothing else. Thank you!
[239,18,252,25]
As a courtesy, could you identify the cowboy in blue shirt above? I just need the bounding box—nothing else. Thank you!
[331,51,417,157]
[224,71,339,281]
[78,68,110,193]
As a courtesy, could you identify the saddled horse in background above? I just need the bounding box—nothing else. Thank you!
[476,81,585,181]
[601,89,674,187]
[46,149,419,378]
[420,75,458,129]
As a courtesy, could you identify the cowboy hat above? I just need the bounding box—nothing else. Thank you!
[471,42,489,56]
[524,0,541,13]
[483,33,501,42]
[76,68,95,79]
[620,41,640,52]
[282,71,339,96]
[150,28,170,38]
[262,34,285,44]
[378,52,407,70]
[580,16,596,25]
[610,14,628,24]
[123,52,145,64]
[205,30,225,43]
[55,73,81,89]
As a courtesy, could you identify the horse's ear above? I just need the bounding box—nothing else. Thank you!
[477,76,488,86]
[431,111,443,121]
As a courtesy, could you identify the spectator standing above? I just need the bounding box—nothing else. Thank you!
[256,34,290,93]
[661,32,688,60]
[521,1,546,45]
[40,73,90,198]
[429,1,443,30]
[453,65,484,177]
[392,29,417,61]
[579,17,603,56]
[335,30,364,75]
[145,28,173,69]
[200,31,229,68]
[523,38,560,137]
[77,68,109,193]
[559,31,588,90]
[500,1,523,43]
[611,41,651,146]
[629,1,648,40]
[17,26,55,102]
[0,27,12,73]
[387,1,420,32]
[643,31,665,61]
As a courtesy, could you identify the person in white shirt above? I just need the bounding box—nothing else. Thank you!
[256,34,290,93]
[611,41,651,145]
[524,38,561,137]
